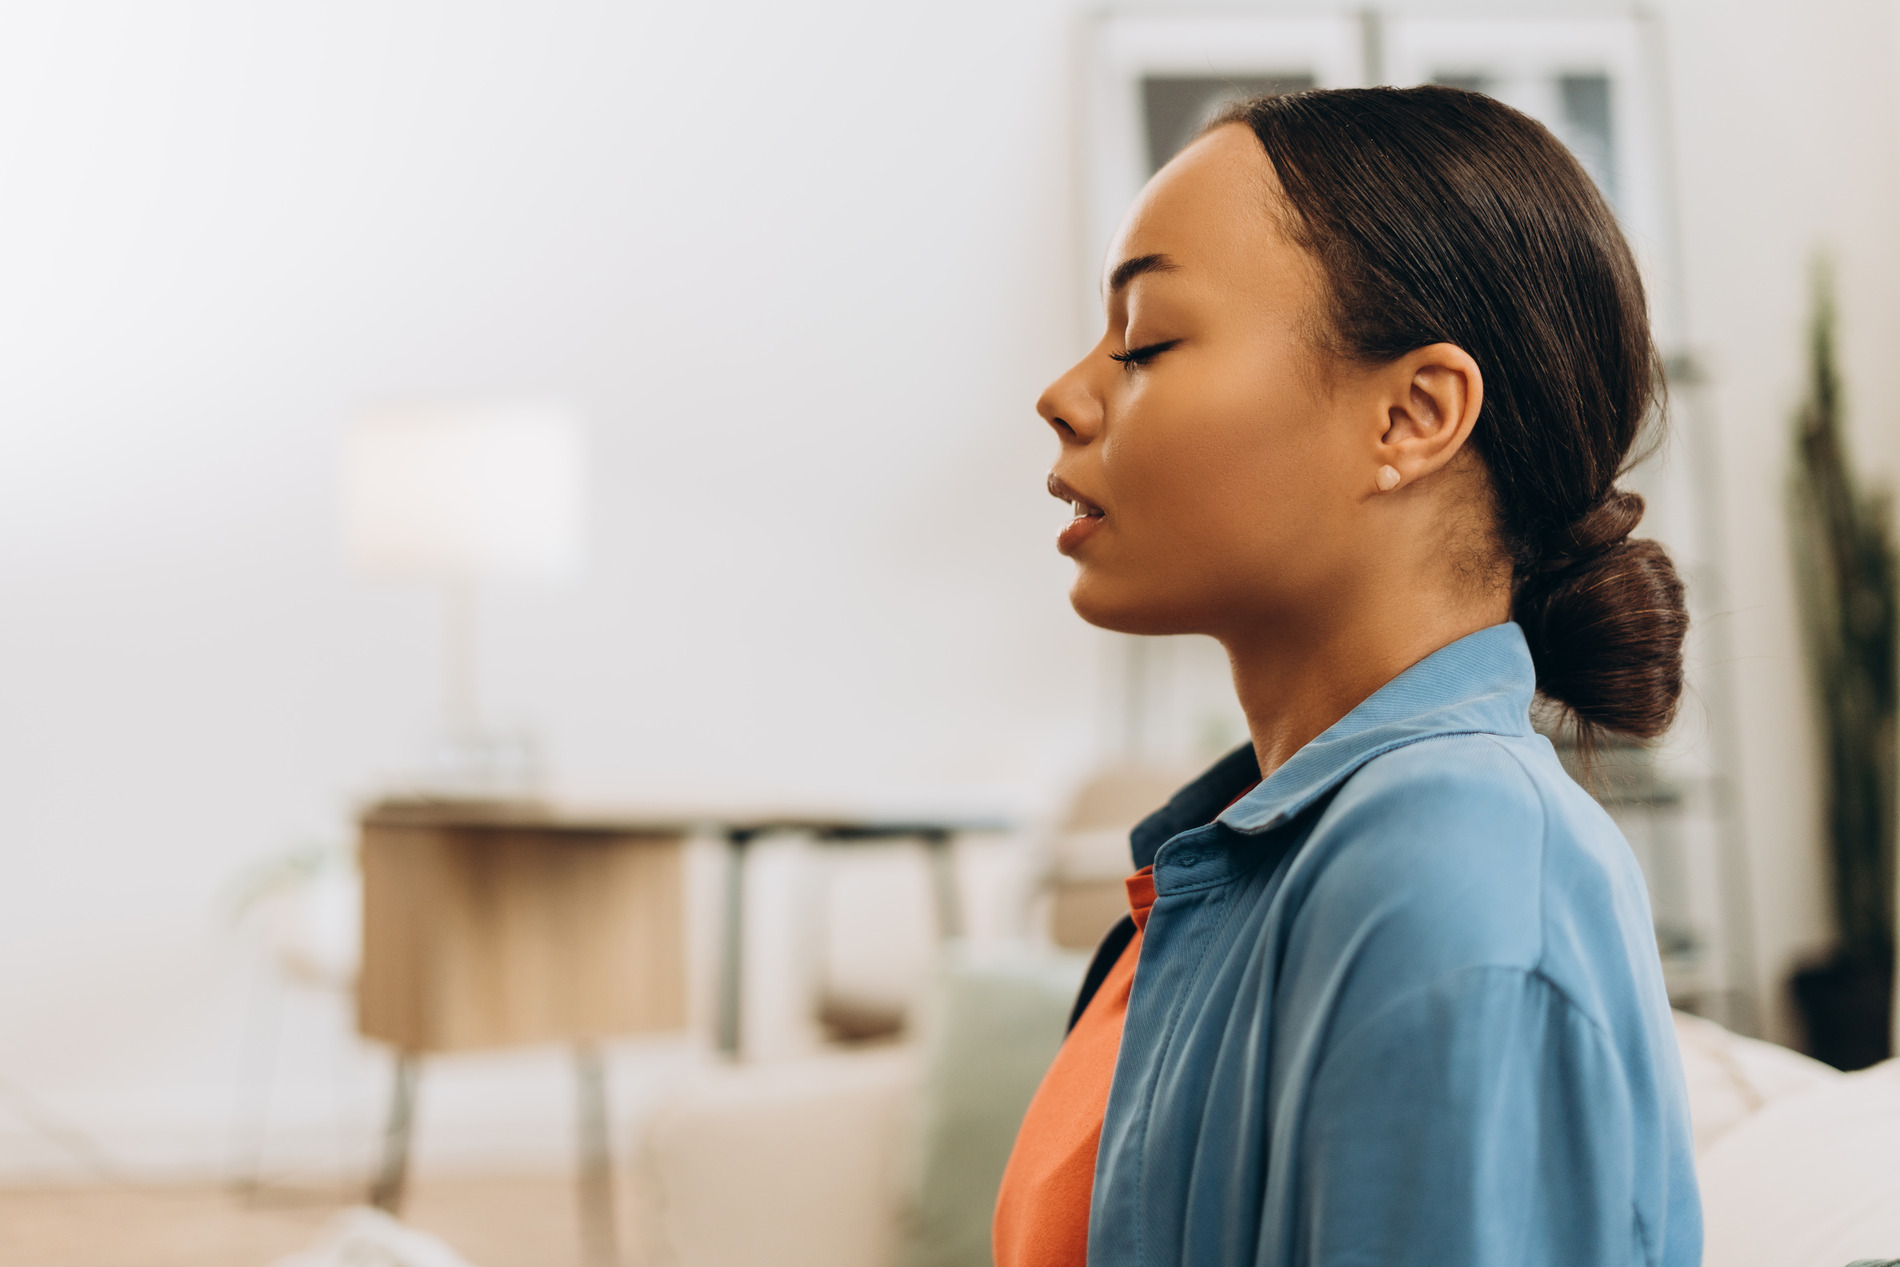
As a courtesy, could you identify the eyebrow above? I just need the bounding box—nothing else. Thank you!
[1106,252,1179,298]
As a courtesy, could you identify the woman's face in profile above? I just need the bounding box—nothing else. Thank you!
[1039,124,1382,642]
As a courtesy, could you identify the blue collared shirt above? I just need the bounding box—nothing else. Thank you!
[1086,622,1700,1267]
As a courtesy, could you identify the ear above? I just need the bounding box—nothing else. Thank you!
[1371,343,1484,490]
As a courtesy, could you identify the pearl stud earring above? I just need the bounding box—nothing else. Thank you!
[1376,465,1402,491]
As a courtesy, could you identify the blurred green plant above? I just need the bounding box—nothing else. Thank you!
[1790,262,1897,978]
[223,841,352,926]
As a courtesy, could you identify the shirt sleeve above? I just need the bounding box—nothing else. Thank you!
[1288,964,1646,1267]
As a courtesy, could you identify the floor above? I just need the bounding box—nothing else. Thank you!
[0,1174,631,1267]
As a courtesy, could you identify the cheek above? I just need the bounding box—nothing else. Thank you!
[1112,372,1342,560]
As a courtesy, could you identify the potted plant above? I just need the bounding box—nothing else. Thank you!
[1788,264,1897,1070]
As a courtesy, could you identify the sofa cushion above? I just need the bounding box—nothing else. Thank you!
[1671,1010,1838,1153]
[633,1046,918,1267]
[1698,1058,1900,1267]
[900,944,1087,1267]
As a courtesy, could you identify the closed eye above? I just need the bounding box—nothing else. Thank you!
[1108,339,1182,367]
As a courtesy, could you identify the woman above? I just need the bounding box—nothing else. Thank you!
[994,87,1698,1266]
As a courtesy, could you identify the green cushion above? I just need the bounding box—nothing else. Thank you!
[899,944,1089,1267]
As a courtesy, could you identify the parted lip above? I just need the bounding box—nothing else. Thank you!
[1047,472,1105,516]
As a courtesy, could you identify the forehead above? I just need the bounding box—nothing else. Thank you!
[1106,123,1290,293]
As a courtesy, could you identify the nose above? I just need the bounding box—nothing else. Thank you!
[1037,356,1102,444]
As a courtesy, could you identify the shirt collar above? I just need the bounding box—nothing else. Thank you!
[1128,622,1536,867]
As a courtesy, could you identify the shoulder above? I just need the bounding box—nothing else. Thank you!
[1330,731,1550,837]
[1287,733,1559,978]
[1279,730,1653,1022]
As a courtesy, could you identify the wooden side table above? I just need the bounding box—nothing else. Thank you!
[356,798,692,1267]
[355,797,1008,1266]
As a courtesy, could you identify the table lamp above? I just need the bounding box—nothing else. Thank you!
[344,401,585,794]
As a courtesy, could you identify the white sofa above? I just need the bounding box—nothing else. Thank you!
[633,995,1900,1267]
[630,943,1082,1267]
[631,1044,922,1267]
[1678,1012,1900,1267]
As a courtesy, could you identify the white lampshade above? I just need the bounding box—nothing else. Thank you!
[344,402,585,581]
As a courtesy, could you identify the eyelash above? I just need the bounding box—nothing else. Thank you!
[1109,339,1181,368]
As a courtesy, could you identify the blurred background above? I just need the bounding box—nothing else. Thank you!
[3,1,1899,1265]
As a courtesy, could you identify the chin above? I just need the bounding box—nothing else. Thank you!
[1068,575,1205,637]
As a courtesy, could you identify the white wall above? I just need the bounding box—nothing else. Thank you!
[0,0,1893,1178]
[0,0,1099,1180]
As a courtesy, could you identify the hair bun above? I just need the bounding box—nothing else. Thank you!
[1538,488,1644,574]
[1515,489,1686,741]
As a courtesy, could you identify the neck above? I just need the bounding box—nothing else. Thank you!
[1222,592,1508,780]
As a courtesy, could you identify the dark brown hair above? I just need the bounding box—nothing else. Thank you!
[1218,86,1686,741]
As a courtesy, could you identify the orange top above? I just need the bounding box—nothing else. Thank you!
[992,867,1157,1267]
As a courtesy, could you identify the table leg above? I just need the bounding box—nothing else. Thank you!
[368,1051,420,1214]
[922,830,963,940]
[716,831,748,1057]
[573,1043,618,1267]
